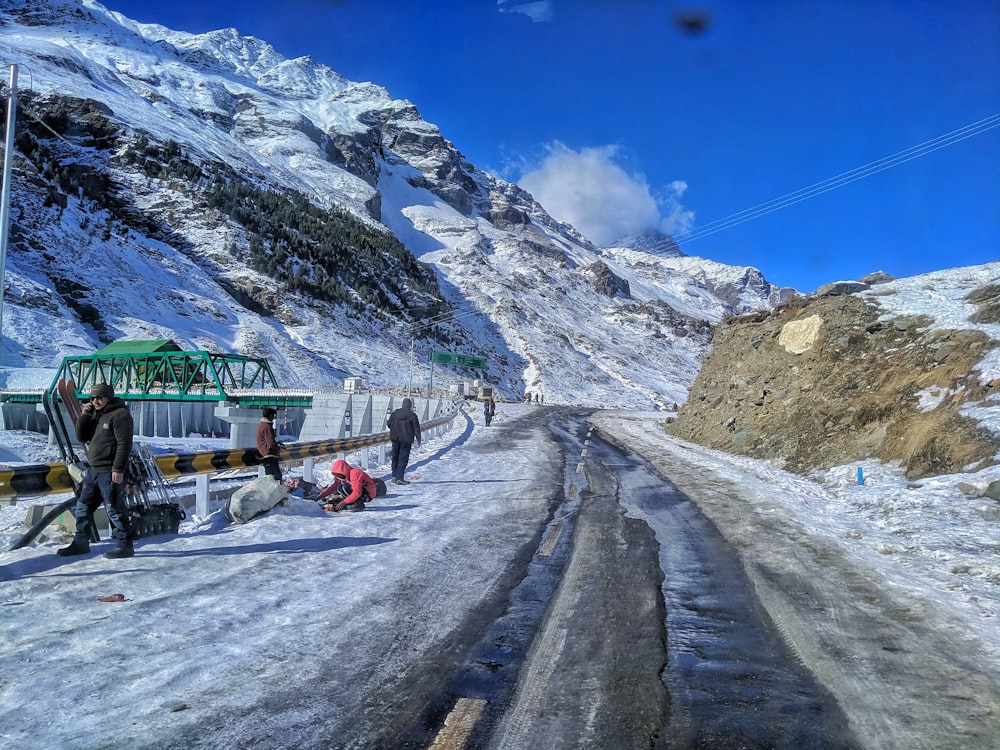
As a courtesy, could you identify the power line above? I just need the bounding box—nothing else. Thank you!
[674,113,1000,246]
[408,304,484,333]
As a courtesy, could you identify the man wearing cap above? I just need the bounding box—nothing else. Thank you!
[58,382,135,559]
[386,398,421,485]
[256,407,283,481]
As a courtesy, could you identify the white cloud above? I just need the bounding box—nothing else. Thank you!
[658,180,696,236]
[517,142,693,245]
[497,1,554,23]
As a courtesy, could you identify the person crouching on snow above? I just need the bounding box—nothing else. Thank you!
[315,458,376,512]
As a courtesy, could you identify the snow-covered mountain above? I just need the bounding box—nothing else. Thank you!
[0,0,795,408]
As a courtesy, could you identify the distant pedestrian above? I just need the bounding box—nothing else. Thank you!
[483,397,496,426]
[315,459,376,512]
[58,383,135,559]
[256,407,282,481]
[386,398,421,485]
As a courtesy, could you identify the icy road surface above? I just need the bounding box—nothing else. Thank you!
[1,403,999,748]
[592,410,1000,750]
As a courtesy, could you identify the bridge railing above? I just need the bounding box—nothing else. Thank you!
[0,413,459,518]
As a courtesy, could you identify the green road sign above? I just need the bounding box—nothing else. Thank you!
[457,354,486,368]
[431,350,487,369]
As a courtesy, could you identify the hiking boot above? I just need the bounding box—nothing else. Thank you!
[348,501,366,512]
[392,478,409,485]
[57,537,90,557]
[104,541,134,559]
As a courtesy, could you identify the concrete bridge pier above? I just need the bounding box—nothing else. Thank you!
[214,403,260,450]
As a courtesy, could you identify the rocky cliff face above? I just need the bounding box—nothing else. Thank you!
[668,280,1000,479]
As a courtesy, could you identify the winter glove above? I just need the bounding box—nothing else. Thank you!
[333,500,348,512]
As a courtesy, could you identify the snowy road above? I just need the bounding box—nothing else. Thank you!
[3,405,570,750]
[592,411,1000,750]
[3,403,999,749]
[578,422,856,748]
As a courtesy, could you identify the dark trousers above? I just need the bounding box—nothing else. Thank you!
[391,440,412,481]
[75,469,130,541]
[260,456,282,482]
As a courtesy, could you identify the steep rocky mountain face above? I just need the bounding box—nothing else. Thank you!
[668,280,1000,479]
[0,0,793,408]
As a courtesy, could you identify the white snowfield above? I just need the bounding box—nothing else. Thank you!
[0,403,998,749]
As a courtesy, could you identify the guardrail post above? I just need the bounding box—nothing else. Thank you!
[195,474,209,518]
[302,457,315,483]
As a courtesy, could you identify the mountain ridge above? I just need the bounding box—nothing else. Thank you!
[4,0,792,408]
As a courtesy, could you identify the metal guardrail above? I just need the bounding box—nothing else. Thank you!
[0,413,456,502]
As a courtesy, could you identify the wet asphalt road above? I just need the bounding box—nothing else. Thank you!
[580,419,858,749]
[403,410,858,748]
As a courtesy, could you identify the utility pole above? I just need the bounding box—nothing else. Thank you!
[0,64,18,381]
[406,336,414,398]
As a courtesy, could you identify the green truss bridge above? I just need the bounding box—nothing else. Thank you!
[7,340,314,408]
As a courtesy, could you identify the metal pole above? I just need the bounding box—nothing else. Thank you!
[0,64,18,378]
[406,336,414,398]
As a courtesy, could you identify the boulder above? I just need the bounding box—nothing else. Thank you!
[985,480,1000,502]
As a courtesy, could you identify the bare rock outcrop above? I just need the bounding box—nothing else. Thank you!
[668,293,998,479]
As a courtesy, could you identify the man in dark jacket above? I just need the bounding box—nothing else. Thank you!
[386,398,421,485]
[58,382,135,559]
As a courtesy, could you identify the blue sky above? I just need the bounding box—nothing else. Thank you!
[101,0,999,292]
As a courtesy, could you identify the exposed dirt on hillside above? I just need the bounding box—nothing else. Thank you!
[667,284,1000,479]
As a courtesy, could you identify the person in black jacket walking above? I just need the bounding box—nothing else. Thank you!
[58,382,135,559]
[386,398,421,485]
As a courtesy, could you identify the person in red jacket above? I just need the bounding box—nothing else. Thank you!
[315,458,376,512]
